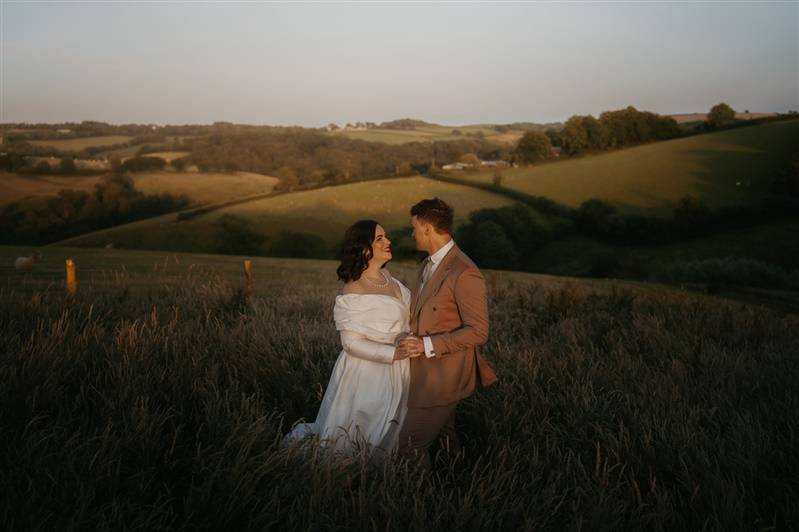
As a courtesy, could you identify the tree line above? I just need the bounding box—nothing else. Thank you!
[0,174,189,245]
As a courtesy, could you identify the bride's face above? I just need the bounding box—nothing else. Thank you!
[370,224,392,264]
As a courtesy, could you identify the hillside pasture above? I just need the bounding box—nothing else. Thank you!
[458,119,799,216]
[0,171,279,208]
[132,171,279,205]
[52,176,519,252]
[333,124,523,145]
[0,172,103,205]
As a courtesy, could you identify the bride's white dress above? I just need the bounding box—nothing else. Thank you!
[285,276,411,455]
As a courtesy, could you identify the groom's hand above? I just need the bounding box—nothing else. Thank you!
[400,336,425,358]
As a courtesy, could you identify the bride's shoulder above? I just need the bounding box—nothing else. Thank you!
[385,270,411,298]
[340,280,367,296]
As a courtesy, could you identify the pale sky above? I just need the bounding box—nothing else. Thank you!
[1,1,797,126]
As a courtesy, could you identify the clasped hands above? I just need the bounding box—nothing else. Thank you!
[393,332,425,360]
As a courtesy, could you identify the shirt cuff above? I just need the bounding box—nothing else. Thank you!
[423,336,435,358]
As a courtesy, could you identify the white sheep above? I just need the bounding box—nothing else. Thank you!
[14,251,42,272]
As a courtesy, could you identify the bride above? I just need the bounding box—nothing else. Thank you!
[285,220,419,458]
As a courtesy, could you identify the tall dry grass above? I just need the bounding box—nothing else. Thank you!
[1,265,797,530]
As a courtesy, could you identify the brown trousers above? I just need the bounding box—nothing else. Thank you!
[397,401,461,471]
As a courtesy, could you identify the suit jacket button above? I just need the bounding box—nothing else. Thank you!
[432,307,437,311]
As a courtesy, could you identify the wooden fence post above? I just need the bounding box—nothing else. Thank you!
[243,260,253,299]
[66,259,77,297]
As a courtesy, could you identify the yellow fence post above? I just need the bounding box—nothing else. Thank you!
[243,260,253,299]
[66,259,77,297]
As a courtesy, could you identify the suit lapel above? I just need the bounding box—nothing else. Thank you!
[410,260,426,316]
[412,244,458,320]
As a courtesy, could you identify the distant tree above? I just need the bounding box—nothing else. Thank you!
[214,214,267,256]
[170,157,188,171]
[471,221,519,270]
[673,195,711,236]
[707,102,736,128]
[275,165,299,190]
[561,116,588,155]
[120,156,166,173]
[513,130,552,164]
[451,129,462,136]
[59,157,76,174]
[544,127,563,147]
[576,199,617,235]
[109,156,122,172]
[395,161,414,176]
[268,231,328,259]
[460,153,481,167]
[34,160,52,174]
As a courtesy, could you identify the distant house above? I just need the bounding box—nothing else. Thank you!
[75,158,111,171]
[57,129,71,134]
[480,160,510,168]
[443,162,470,171]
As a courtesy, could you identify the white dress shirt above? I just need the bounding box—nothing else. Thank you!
[421,239,455,358]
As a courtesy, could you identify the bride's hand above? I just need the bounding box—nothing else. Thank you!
[394,332,412,346]
[400,335,424,357]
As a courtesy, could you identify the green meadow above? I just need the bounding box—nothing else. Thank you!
[1,245,796,530]
[332,124,523,145]
[0,171,278,208]
[457,120,799,216]
[52,176,518,252]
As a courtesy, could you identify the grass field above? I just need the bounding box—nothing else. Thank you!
[27,135,134,151]
[457,120,799,216]
[0,171,278,207]
[132,171,278,205]
[332,124,524,145]
[0,245,796,530]
[52,176,519,252]
[0,172,105,205]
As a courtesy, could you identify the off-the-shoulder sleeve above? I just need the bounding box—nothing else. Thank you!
[333,295,404,343]
[339,330,395,364]
[393,277,412,307]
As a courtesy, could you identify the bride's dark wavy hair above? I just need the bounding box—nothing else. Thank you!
[337,219,384,283]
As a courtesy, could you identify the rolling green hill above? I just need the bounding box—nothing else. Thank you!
[52,176,518,253]
[0,171,278,208]
[332,124,523,145]
[457,119,799,216]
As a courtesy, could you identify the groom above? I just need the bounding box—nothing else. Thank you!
[396,197,497,471]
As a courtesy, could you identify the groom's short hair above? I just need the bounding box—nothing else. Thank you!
[410,197,454,234]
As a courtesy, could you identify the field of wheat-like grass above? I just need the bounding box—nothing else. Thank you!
[1,246,796,530]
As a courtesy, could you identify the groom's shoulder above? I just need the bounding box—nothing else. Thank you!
[453,246,482,276]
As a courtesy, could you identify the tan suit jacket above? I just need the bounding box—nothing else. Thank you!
[408,243,498,408]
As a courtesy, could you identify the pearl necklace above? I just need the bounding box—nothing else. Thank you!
[362,270,389,288]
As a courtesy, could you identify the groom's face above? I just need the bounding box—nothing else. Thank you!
[410,215,429,253]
